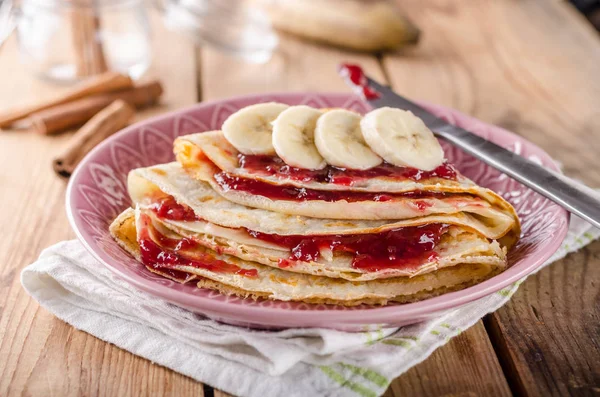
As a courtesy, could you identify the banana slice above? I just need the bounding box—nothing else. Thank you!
[314,109,382,170]
[272,105,326,170]
[361,107,444,171]
[222,102,289,155]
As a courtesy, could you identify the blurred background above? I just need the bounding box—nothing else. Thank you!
[571,0,600,29]
[0,0,598,83]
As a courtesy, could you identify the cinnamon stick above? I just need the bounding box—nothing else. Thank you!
[53,100,135,178]
[29,81,163,135]
[0,71,133,128]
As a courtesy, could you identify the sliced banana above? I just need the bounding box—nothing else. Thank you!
[272,105,326,170]
[314,109,382,170]
[222,102,289,155]
[361,107,444,171]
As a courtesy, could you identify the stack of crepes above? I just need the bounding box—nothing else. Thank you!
[110,103,520,306]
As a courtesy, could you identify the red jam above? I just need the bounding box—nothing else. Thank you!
[149,266,196,283]
[338,63,381,100]
[249,224,448,271]
[215,172,448,203]
[149,197,205,223]
[139,215,258,278]
[146,197,448,273]
[149,196,198,222]
[238,154,457,185]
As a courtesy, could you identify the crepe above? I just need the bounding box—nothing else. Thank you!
[127,162,509,281]
[107,122,520,306]
[129,162,520,247]
[109,208,505,306]
[173,131,520,226]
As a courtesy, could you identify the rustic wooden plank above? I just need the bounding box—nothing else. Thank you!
[384,323,511,396]
[385,0,600,395]
[486,238,600,396]
[486,243,600,396]
[200,30,510,397]
[0,11,205,396]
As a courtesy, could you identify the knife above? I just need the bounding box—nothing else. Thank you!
[339,64,600,229]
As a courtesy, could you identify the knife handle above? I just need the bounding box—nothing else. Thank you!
[435,124,600,229]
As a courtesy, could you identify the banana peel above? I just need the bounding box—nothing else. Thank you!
[252,0,420,52]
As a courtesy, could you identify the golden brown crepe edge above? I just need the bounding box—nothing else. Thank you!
[196,271,501,306]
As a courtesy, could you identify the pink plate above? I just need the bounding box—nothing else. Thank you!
[66,93,569,331]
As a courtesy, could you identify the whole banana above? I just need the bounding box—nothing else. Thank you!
[253,0,420,52]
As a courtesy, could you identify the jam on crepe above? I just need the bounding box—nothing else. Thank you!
[149,196,198,221]
[238,154,457,184]
[148,195,449,273]
[214,171,448,203]
[249,224,448,271]
[139,214,258,278]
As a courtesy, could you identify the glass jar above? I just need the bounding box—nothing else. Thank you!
[158,0,278,64]
[0,0,278,83]
[11,0,152,82]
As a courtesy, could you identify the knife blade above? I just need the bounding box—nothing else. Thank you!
[341,70,600,229]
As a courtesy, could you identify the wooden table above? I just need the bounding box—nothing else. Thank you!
[1,1,599,395]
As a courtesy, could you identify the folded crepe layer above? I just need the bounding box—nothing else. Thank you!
[145,209,506,281]
[109,208,505,306]
[176,131,474,192]
[175,131,518,206]
[174,132,520,229]
[129,163,519,248]
[110,209,199,283]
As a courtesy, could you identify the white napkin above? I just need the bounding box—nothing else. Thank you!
[21,216,599,397]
